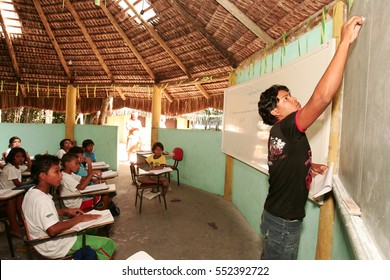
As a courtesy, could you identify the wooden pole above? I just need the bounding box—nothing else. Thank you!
[315,1,345,260]
[98,95,112,125]
[65,84,77,140]
[223,71,236,200]
[151,85,161,146]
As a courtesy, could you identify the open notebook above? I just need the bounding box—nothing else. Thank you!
[69,209,114,231]
[93,170,118,179]
[308,163,334,205]
[79,183,109,194]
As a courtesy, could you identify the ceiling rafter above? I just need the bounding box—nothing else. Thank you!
[195,82,210,99]
[162,89,174,103]
[0,9,26,97]
[123,0,192,78]
[215,0,273,44]
[169,0,236,68]
[32,0,72,81]
[157,72,229,88]
[99,2,156,82]
[115,87,126,100]
[64,0,115,83]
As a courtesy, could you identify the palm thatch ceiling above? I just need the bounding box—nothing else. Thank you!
[0,0,336,115]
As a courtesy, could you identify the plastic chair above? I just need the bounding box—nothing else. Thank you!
[167,147,183,186]
[130,164,167,214]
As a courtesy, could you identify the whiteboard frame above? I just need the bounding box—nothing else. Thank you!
[222,39,336,174]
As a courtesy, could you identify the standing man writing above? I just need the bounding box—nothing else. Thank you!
[126,111,143,161]
[257,16,364,260]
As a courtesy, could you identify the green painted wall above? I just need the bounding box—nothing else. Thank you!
[0,123,65,157]
[159,129,225,196]
[0,123,118,170]
[74,124,118,170]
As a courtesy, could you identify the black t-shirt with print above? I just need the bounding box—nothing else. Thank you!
[264,111,312,220]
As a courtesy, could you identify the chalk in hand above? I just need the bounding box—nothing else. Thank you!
[362,17,366,23]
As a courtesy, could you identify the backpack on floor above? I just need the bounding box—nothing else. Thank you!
[109,202,120,216]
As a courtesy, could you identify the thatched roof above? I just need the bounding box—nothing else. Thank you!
[0,0,335,115]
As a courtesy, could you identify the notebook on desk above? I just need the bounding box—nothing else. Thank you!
[94,170,118,179]
[79,183,109,194]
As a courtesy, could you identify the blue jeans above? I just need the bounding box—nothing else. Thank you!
[260,210,301,260]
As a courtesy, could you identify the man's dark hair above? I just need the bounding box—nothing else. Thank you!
[258,84,290,125]
[152,142,164,152]
[68,146,84,154]
[31,154,60,184]
[61,152,78,166]
[82,139,95,148]
[5,147,27,164]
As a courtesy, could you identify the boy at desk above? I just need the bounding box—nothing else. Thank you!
[59,153,111,211]
[68,146,102,182]
[22,154,116,260]
[82,139,97,163]
[130,142,170,190]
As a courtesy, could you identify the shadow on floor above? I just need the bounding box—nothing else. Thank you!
[0,161,262,260]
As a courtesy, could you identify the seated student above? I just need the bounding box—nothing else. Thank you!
[59,153,111,211]
[130,142,169,190]
[2,136,22,160]
[55,138,73,159]
[22,154,116,260]
[0,147,33,238]
[82,139,97,163]
[68,146,103,184]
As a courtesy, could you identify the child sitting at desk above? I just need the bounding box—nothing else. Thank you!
[22,154,116,260]
[82,139,97,163]
[2,136,21,160]
[55,138,73,159]
[130,142,170,189]
[59,153,111,211]
[0,147,33,238]
[68,146,102,183]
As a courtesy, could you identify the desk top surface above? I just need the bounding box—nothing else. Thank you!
[139,166,173,175]
[0,189,24,200]
[59,184,116,198]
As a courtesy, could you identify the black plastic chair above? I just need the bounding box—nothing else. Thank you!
[130,164,167,214]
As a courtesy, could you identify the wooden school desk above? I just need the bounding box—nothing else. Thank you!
[57,184,116,209]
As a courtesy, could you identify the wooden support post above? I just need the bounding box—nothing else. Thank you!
[98,95,112,125]
[151,85,161,146]
[224,155,233,200]
[223,71,237,200]
[65,84,77,140]
[315,1,345,260]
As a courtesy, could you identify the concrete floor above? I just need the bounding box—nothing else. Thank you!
[0,157,262,260]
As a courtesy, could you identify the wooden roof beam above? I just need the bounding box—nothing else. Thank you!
[157,72,229,88]
[115,87,126,101]
[100,3,156,82]
[0,11,26,97]
[32,0,72,81]
[169,0,236,68]
[195,83,210,99]
[162,89,174,103]
[123,0,192,78]
[64,0,115,83]
[215,0,273,44]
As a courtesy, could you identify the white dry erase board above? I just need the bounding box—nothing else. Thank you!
[222,39,336,173]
